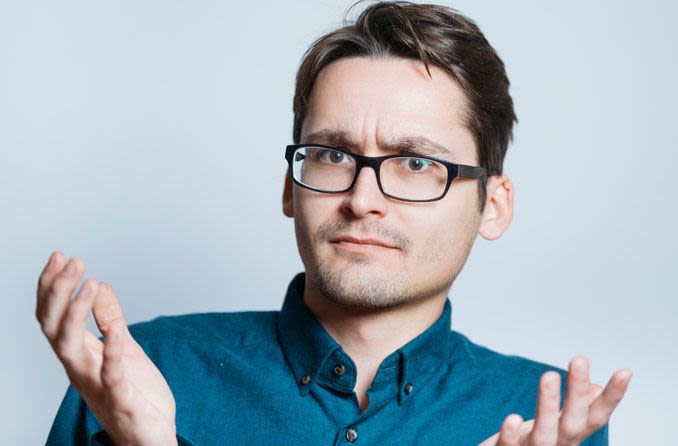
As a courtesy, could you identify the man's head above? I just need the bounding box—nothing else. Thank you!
[282,1,516,309]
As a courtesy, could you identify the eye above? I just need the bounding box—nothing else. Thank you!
[402,157,433,172]
[318,149,349,164]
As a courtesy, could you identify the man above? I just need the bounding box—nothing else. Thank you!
[39,1,631,445]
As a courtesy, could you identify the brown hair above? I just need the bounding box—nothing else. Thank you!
[291,0,517,212]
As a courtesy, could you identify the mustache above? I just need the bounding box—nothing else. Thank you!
[315,221,410,251]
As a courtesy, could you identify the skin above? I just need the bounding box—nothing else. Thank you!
[36,252,178,446]
[281,55,632,441]
[283,55,512,410]
[36,56,630,446]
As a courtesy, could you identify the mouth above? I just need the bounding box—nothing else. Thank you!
[329,235,399,252]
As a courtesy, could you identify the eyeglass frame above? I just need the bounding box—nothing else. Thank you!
[284,143,488,203]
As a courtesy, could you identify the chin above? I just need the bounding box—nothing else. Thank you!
[310,261,413,309]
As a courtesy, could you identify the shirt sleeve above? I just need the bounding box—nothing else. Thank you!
[45,383,97,445]
[45,383,195,446]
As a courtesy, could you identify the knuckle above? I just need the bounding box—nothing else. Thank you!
[44,286,60,304]
[51,275,71,294]
[101,317,125,334]
[40,320,57,339]
[38,273,51,292]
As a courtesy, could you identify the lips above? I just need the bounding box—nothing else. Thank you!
[330,235,397,249]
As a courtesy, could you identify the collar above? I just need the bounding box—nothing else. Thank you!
[276,272,454,406]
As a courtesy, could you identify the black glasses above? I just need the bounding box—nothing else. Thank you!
[285,144,487,202]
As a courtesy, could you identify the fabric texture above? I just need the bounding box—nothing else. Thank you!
[46,271,608,445]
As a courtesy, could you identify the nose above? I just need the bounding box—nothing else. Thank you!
[340,165,389,218]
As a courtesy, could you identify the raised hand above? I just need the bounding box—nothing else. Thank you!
[479,356,632,446]
[36,251,178,446]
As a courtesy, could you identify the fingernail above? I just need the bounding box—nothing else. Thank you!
[64,260,76,275]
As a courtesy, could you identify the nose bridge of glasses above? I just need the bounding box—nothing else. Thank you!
[350,157,384,194]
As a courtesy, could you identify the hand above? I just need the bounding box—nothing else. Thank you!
[36,251,178,446]
[479,356,632,446]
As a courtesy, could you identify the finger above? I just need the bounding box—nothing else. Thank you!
[558,356,590,444]
[54,279,101,374]
[101,323,132,409]
[528,371,561,445]
[584,369,633,436]
[496,414,524,446]
[36,251,65,320]
[92,282,131,338]
[40,257,85,340]
[588,383,603,404]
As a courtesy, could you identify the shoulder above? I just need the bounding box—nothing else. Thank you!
[450,330,608,445]
[125,309,280,350]
[449,330,566,415]
[451,330,567,381]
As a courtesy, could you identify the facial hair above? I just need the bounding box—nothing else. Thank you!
[295,215,478,310]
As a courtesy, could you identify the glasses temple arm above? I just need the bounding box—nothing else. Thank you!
[457,165,488,179]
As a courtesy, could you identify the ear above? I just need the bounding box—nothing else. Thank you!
[282,168,294,218]
[478,174,514,240]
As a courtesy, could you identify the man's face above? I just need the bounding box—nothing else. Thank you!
[285,56,484,309]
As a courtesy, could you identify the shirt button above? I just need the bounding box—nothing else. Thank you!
[300,374,311,385]
[333,363,346,377]
[345,427,358,442]
[404,383,413,395]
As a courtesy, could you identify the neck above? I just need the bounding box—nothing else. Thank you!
[302,277,448,376]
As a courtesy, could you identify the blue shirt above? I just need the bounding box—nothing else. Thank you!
[46,272,608,445]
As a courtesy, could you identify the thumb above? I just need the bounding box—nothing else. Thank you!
[92,282,131,338]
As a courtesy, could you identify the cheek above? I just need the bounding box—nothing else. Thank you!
[293,190,338,244]
[411,215,458,265]
[407,189,478,264]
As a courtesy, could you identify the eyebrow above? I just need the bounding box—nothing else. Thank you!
[301,128,458,162]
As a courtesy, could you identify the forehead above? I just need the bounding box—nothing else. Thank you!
[302,56,477,163]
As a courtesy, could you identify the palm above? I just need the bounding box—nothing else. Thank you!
[73,298,176,438]
[83,331,175,426]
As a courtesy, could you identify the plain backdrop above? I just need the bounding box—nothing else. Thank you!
[2,0,675,444]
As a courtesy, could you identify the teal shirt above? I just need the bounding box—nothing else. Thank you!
[46,272,608,445]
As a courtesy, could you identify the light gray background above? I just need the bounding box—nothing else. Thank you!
[2,0,675,444]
